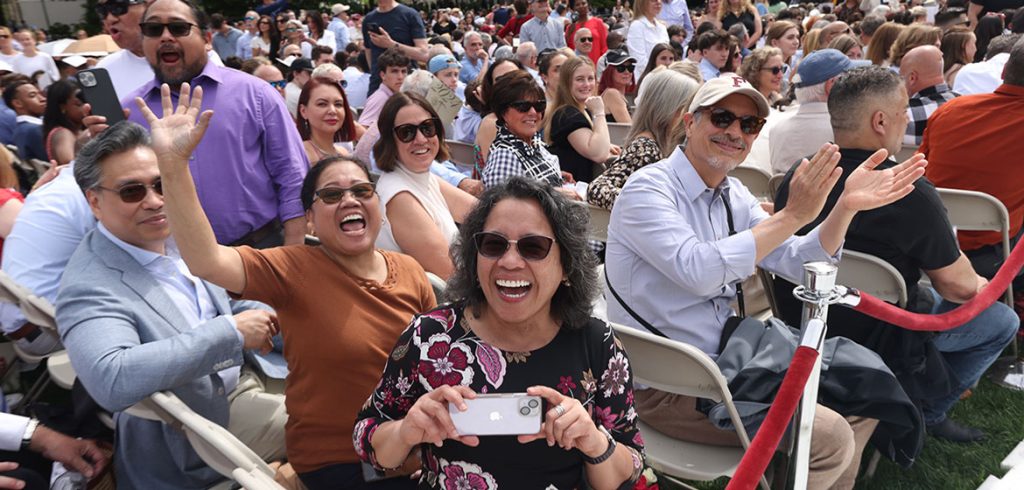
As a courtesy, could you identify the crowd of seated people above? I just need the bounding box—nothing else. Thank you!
[0,0,1021,489]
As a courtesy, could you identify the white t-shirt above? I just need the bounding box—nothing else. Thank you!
[96,49,154,102]
[285,81,302,118]
[251,36,271,58]
[12,52,60,90]
[0,52,20,67]
[342,67,370,109]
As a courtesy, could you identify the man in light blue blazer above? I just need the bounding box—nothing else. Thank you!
[56,121,286,489]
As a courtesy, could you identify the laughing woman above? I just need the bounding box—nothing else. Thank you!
[355,176,645,489]
[373,92,478,280]
[141,84,435,490]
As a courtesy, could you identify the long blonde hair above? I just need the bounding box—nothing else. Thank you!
[543,56,595,145]
[719,0,755,19]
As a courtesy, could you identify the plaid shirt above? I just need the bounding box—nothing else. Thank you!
[482,123,563,189]
[905,83,959,146]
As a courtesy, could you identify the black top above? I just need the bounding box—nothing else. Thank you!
[364,4,427,95]
[722,11,756,39]
[771,148,960,401]
[548,106,599,183]
[353,302,643,489]
[970,0,1024,16]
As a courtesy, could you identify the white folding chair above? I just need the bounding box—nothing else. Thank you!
[585,204,610,242]
[730,166,773,202]
[607,123,630,147]
[837,250,908,308]
[425,271,447,302]
[148,391,282,489]
[611,323,770,490]
[768,173,786,200]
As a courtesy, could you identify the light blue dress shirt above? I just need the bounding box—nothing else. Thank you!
[658,0,695,43]
[699,57,721,82]
[459,56,486,84]
[328,17,350,53]
[605,147,839,356]
[236,31,255,60]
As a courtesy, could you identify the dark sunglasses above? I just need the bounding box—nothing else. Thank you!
[140,21,197,38]
[700,107,766,135]
[393,119,440,143]
[276,18,287,23]
[268,79,287,89]
[473,232,555,261]
[314,183,376,204]
[259,20,271,25]
[761,66,784,75]
[284,27,298,33]
[509,100,546,113]
[245,16,258,21]
[95,180,162,203]
[579,37,593,42]
[613,63,635,73]
[94,0,144,18]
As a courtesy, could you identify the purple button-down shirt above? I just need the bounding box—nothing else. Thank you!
[126,62,309,244]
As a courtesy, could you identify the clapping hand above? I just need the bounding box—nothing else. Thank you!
[135,83,214,166]
[839,150,927,212]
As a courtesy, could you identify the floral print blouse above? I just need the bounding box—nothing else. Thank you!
[354,302,645,489]
[587,136,662,210]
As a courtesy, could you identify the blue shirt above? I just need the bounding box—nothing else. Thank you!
[328,17,350,52]
[605,147,838,356]
[699,57,721,82]
[459,55,486,84]
[0,100,16,145]
[13,116,45,162]
[236,31,255,60]
[658,0,695,42]
[212,27,243,61]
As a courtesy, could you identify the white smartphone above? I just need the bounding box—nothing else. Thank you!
[449,393,543,436]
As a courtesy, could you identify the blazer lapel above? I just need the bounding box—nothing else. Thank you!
[90,231,193,335]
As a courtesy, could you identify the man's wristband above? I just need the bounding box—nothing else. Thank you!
[21,418,39,451]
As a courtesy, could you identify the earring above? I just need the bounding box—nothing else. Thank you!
[562,278,571,287]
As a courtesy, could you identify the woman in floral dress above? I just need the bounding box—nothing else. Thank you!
[355,176,645,489]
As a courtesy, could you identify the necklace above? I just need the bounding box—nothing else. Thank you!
[309,138,341,159]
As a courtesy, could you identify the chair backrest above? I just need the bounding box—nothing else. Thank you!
[20,294,57,330]
[445,140,476,168]
[768,173,786,199]
[0,270,28,305]
[585,203,610,242]
[425,272,447,302]
[232,468,286,490]
[730,166,773,202]
[607,123,630,147]
[149,391,276,481]
[837,250,908,307]
[935,187,1014,306]
[611,323,755,447]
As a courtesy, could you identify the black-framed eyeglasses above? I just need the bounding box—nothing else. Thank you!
[761,66,784,75]
[579,37,593,42]
[95,0,145,19]
[699,107,766,135]
[393,118,440,143]
[94,180,163,203]
[613,63,635,73]
[508,100,546,113]
[473,232,555,261]
[314,183,377,204]
[268,79,287,89]
[140,21,197,38]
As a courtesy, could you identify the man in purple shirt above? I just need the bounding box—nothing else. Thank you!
[126,0,308,246]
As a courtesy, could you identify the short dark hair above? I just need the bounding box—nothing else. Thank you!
[2,79,33,110]
[1003,37,1024,86]
[300,156,370,210]
[74,121,152,194]
[312,45,333,59]
[490,70,545,124]
[210,13,225,29]
[480,58,525,113]
[445,176,599,328]
[376,48,409,75]
[144,0,209,34]
[372,92,450,172]
[828,66,903,133]
[697,29,731,51]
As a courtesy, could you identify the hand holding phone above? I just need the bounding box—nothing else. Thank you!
[398,385,480,448]
[516,386,609,458]
[448,393,543,436]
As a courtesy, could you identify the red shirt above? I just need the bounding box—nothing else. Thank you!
[0,188,24,263]
[497,13,533,39]
[566,17,608,65]
[921,84,1024,251]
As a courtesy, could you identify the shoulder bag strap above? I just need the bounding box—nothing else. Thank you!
[604,271,669,339]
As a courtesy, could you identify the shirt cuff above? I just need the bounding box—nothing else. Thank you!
[224,314,244,347]
[277,198,306,223]
[0,412,29,452]
[806,226,843,263]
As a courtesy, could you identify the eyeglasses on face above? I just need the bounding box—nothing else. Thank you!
[393,118,440,143]
[245,16,258,21]
[613,63,635,73]
[473,232,555,261]
[268,79,287,89]
[699,107,766,135]
[139,21,197,38]
[284,27,299,33]
[259,20,271,25]
[508,100,546,113]
[578,37,593,43]
[313,183,376,204]
[95,180,163,203]
[95,0,145,19]
[761,66,784,75]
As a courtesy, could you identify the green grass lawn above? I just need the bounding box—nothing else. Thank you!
[656,376,1024,490]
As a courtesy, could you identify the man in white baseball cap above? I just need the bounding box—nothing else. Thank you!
[606,74,927,489]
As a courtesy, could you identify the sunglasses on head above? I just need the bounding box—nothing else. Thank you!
[761,66,784,75]
[314,183,376,204]
[474,232,555,261]
[268,79,287,89]
[700,107,766,135]
[95,180,163,203]
[140,21,197,38]
[613,63,635,73]
[509,100,546,113]
[579,37,593,42]
[393,118,440,143]
[95,0,145,18]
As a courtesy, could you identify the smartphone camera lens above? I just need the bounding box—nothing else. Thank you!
[519,406,531,416]
[528,399,539,408]
[78,72,97,87]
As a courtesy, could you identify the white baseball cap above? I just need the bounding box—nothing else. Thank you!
[687,74,770,119]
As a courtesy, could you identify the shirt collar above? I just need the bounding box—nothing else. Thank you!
[97,222,164,267]
[994,83,1024,97]
[699,57,719,74]
[913,83,951,98]
[143,59,221,96]
[15,115,42,125]
[669,146,730,203]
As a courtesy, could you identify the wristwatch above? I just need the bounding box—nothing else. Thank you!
[583,425,617,465]
[20,418,39,451]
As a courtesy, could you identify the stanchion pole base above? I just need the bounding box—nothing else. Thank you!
[988,355,1024,392]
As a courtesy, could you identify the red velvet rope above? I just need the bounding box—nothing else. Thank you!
[851,234,1024,331]
[726,346,819,490]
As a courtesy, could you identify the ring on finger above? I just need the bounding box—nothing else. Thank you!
[553,404,566,417]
